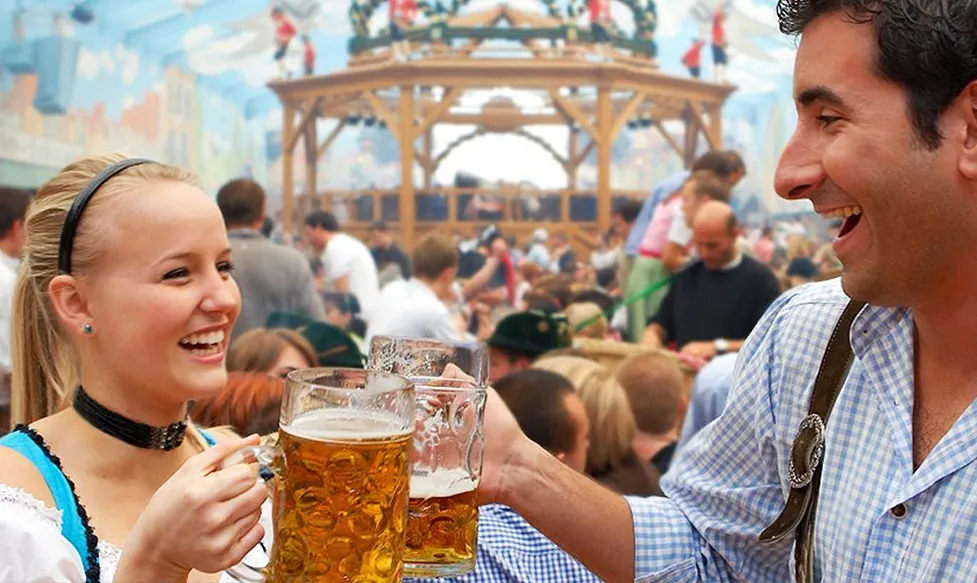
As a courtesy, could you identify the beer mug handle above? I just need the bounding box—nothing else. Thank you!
[221,445,285,496]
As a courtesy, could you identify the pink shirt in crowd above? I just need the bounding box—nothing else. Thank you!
[637,195,681,258]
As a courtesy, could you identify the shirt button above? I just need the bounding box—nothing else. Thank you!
[890,503,908,519]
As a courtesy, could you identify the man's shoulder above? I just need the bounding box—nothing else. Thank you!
[753,278,853,347]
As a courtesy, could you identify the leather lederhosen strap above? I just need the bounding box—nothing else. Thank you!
[758,299,865,582]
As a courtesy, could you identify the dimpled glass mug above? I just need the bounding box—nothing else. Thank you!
[368,337,488,577]
[226,368,415,583]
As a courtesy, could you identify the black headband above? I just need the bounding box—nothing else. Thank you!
[58,158,153,274]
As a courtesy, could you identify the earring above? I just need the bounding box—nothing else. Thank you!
[82,323,93,335]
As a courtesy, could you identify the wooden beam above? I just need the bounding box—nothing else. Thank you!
[570,138,597,170]
[286,97,323,154]
[596,86,613,233]
[705,103,723,149]
[567,129,578,188]
[683,106,699,168]
[686,101,717,150]
[549,89,600,142]
[610,91,646,141]
[282,101,297,235]
[414,86,463,138]
[398,85,417,250]
[304,114,317,199]
[423,129,433,189]
[316,119,348,161]
[363,91,401,141]
[652,120,684,162]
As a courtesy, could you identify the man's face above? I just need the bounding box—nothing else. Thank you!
[610,213,629,238]
[304,225,327,253]
[488,346,530,383]
[8,220,25,257]
[774,13,964,306]
[693,221,737,270]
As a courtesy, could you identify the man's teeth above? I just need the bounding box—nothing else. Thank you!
[180,330,225,346]
[822,205,863,219]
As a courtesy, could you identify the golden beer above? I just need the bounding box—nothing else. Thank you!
[405,470,479,576]
[269,409,411,583]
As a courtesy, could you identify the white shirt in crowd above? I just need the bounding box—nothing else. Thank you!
[365,278,462,347]
[0,252,19,373]
[322,233,380,321]
[667,203,693,248]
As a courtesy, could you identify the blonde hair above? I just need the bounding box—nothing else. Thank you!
[11,154,197,425]
[564,302,607,339]
[532,355,635,474]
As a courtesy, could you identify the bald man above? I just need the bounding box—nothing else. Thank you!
[642,202,781,367]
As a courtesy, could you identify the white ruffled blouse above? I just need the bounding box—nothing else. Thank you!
[0,483,272,582]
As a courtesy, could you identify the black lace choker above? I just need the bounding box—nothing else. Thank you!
[72,386,188,450]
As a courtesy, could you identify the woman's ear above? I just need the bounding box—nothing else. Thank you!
[48,274,94,337]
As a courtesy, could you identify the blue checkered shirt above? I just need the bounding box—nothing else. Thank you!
[628,278,977,582]
[404,504,602,583]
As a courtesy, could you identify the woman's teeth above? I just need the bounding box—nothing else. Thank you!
[179,330,225,357]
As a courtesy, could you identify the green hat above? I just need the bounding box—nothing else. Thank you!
[487,310,572,358]
[265,311,364,368]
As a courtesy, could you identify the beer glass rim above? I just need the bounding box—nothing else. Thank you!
[410,376,484,393]
[285,367,413,394]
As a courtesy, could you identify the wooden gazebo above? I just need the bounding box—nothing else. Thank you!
[269,2,735,249]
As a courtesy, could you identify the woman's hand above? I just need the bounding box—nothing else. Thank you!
[116,435,267,582]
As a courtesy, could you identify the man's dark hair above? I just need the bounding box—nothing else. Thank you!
[216,179,265,228]
[612,199,642,223]
[724,150,746,175]
[369,220,390,233]
[0,187,31,239]
[691,151,740,181]
[777,0,977,150]
[304,210,339,232]
[494,369,578,456]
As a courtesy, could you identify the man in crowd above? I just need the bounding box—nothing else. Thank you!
[486,310,572,383]
[217,179,324,342]
[367,220,411,282]
[304,210,380,322]
[642,202,781,367]
[0,187,30,434]
[625,151,745,341]
[616,351,688,475]
[473,2,977,580]
[366,233,462,345]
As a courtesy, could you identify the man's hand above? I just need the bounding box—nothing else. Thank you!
[680,340,718,362]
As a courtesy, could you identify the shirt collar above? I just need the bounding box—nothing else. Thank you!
[721,252,743,271]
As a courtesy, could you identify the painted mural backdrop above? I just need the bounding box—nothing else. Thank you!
[0,0,805,215]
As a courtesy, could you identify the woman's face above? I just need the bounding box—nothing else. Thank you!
[81,181,241,407]
[271,343,313,378]
[325,303,351,328]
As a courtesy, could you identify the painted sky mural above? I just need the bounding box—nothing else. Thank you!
[0,0,809,214]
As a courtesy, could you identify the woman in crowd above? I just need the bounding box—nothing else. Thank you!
[226,327,315,378]
[191,372,285,437]
[533,355,662,497]
[0,155,269,582]
[322,291,367,348]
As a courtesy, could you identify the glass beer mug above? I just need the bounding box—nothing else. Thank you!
[367,337,488,577]
[229,368,415,583]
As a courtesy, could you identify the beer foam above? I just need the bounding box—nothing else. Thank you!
[285,408,411,442]
[410,468,478,499]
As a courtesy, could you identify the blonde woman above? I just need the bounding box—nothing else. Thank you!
[0,155,269,582]
[532,355,662,497]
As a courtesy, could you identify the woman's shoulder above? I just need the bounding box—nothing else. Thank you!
[0,431,56,509]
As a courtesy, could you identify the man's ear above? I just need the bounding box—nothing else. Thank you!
[956,82,977,181]
[47,275,94,338]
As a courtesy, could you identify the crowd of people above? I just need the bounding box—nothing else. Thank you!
[4,0,977,580]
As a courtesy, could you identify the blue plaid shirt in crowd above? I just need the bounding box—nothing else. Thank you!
[628,278,977,582]
[404,504,602,583]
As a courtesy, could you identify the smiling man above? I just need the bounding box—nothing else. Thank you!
[472,1,977,582]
